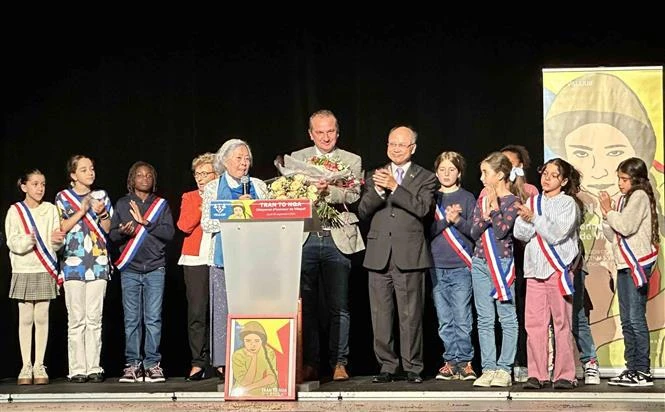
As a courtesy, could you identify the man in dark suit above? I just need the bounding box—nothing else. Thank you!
[359,125,438,384]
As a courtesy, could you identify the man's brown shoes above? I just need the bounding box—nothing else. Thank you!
[333,363,349,381]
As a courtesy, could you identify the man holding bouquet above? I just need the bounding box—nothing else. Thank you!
[287,109,364,382]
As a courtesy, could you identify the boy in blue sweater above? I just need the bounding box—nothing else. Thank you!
[110,161,174,383]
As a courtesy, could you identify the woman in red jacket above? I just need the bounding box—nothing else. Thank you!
[177,153,218,381]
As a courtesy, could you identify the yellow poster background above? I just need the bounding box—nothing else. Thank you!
[542,66,664,372]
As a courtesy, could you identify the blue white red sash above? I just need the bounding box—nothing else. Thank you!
[13,202,61,284]
[114,197,166,271]
[481,227,515,301]
[57,189,109,247]
[114,197,167,271]
[530,195,574,296]
[615,196,658,288]
[434,204,472,268]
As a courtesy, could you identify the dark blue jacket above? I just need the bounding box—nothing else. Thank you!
[109,192,174,273]
[428,188,476,269]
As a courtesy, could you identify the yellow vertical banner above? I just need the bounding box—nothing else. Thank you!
[543,66,664,374]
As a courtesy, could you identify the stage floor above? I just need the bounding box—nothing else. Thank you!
[1,374,663,403]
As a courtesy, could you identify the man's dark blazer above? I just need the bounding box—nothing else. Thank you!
[359,163,438,271]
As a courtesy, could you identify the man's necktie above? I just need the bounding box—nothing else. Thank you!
[395,167,404,184]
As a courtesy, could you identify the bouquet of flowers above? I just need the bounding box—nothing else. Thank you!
[267,174,319,201]
[272,155,363,227]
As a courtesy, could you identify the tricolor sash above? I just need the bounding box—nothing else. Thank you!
[13,202,61,285]
[434,204,472,268]
[57,189,109,247]
[114,197,167,271]
[615,196,658,288]
[530,195,574,296]
[481,227,515,301]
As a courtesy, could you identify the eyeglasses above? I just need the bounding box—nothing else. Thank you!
[194,171,215,178]
[387,142,415,149]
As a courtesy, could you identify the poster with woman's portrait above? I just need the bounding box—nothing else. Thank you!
[224,316,296,400]
[542,66,664,372]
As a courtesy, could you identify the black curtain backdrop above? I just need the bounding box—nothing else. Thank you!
[2,18,663,379]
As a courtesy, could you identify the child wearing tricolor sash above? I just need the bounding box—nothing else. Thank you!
[470,152,524,388]
[599,157,659,387]
[514,158,582,389]
[428,152,477,381]
[109,161,175,383]
[5,169,65,385]
[55,155,113,383]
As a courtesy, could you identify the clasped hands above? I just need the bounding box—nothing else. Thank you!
[79,194,107,217]
[597,191,613,217]
[516,204,534,222]
[445,204,462,224]
[119,200,148,235]
[482,185,500,221]
[373,168,398,192]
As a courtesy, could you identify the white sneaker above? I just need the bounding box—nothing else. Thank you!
[583,359,600,385]
[491,369,512,387]
[513,366,528,383]
[33,364,49,385]
[473,370,496,387]
[608,370,653,387]
[17,364,33,385]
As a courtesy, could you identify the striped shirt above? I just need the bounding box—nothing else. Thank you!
[514,193,580,280]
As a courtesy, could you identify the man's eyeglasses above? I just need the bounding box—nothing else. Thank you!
[387,142,415,149]
[194,171,215,178]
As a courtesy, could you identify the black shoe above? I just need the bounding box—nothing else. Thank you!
[406,372,423,383]
[523,377,543,389]
[302,365,319,382]
[552,379,577,389]
[68,374,88,383]
[87,373,104,383]
[185,368,207,381]
[215,367,225,383]
[372,372,395,383]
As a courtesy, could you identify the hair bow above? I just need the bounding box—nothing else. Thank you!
[509,167,524,182]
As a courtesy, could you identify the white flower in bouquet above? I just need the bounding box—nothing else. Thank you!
[274,155,363,228]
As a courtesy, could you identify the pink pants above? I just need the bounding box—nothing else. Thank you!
[525,274,575,382]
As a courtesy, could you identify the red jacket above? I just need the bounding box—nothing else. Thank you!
[177,190,205,256]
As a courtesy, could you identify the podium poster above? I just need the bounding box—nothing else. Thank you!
[543,66,664,372]
[210,199,312,221]
[224,316,296,401]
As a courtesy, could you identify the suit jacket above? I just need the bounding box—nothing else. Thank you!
[290,146,365,255]
[358,163,437,271]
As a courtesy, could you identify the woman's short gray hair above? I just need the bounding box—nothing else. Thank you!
[213,138,253,174]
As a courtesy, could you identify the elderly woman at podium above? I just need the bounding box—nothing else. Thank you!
[200,138,269,382]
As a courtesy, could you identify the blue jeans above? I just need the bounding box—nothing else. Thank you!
[121,268,165,369]
[471,256,517,373]
[430,267,474,364]
[572,269,597,363]
[301,234,351,368]
[617,265,652,372]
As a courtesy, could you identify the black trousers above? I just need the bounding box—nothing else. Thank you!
[184,264,210,369]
